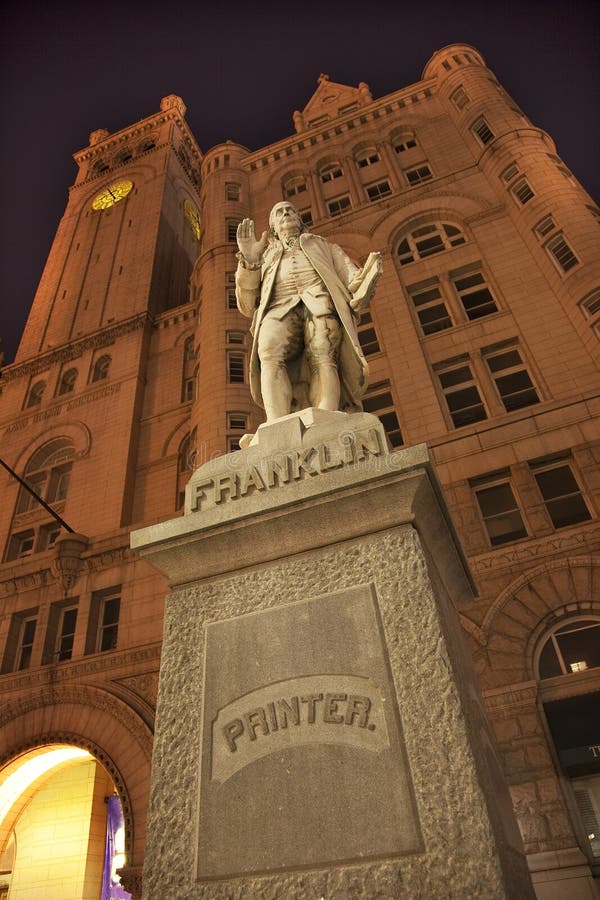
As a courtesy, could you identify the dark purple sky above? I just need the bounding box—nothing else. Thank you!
[1,0,598,364]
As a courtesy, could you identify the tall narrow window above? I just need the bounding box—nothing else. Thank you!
[362,380,403,447]
[530,459,592,529]
[484,343,539,412]
[55,606,78,662]
[5,530,35,561]
[546,234,579,273]
[181,335,196,402]
[225,182,240,201]
[91,355,111,382]
[472,473,528,546]
[436,358,487,427]
[227,219,241,242]
[227,351,245,383]
[472,116,494,145]
[579,288,600,334]
[452,271,498,320]
[17,616,37,670]
[511,177,535,205]
[87,589,122,654]
[25,380,45,409]
[357,311,381,355]
[408,281,453,335]
[450,86,469,109]
[57,368,77,396]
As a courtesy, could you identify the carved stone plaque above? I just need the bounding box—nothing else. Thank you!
[197,584,422,880]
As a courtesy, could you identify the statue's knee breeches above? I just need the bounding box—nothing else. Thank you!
[257,308,304,363]
[304,314,342,369]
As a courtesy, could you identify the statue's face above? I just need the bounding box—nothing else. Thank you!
[270,202,302,240]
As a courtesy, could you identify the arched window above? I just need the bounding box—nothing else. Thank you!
[355,146,380,168]
[57,368,77,396]
[91,355,111,383]
[283,174,307,198]
[396,222,466,265]
[392,132,418,154]
[91,159,110,175]
[25,380,45,409]
[319,162,343,183]
[138,138,156,154]
[181,336,196,402]
[537,618,600,679]
[176,430,196,509]
[5,439,75,561]
[114,148,132,165]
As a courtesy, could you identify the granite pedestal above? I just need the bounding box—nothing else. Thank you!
[131,409,535,898]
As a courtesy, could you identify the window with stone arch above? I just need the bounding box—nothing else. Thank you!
[4,438,76,561]
[282,173,307,199]
[176,429,196,510]
[391,130,418,155]
[91,355,111,383]
[536,617,600,680]
[25,380,46,409]
[319,161,344,183]
[57,368,78,396]
[396,222,467,265]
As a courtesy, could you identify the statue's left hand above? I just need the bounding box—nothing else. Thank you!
[349,252,383,311]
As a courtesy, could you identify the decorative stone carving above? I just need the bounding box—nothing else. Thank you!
[117,866,143,899]
[50,532,89,596]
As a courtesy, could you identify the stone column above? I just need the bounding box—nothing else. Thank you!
[132,409,535,899]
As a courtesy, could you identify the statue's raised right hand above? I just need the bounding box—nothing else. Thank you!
[236,218,268,266]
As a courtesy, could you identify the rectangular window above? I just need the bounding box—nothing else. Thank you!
[450,86,469,109]
[47,463,72,502]
[394,138,417,153]
[227,412,248,430]
[436,359,487,427]
[546,234,579,273]
[500,163,519,184]
[227,436,241,453]
[5,529,35,562]
[579,288,600,334]
[357,152,380,167]
[225,183,240,201]
[511,177,535,205]
[300,210,313,227]
[55,606,78,662]
[408,281,453,335]
[227,351,245,383]
[531,459,592,529]
[472,473,528,546]
[321,165,343,183]
[357,312,381,355]
[285,181,307,197]
[182,377,194,403]
[16,473,47,513]
[534,215,556,239]
[226,330,244,344]
[85,588,121,655]
[472,116,494,145]
[362,380,403,447]
[37,522,62,552]
[366,181,392,201]
[98,596,120,652]
[226,219,240,242]
[405,165,432,186]
[484,343,540,412]
[227,287,237,310]
[452,271,498,320]
[327,196,351,217]
[17,616,37,670]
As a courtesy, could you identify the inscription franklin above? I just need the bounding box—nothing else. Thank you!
[212,674,389,783]
[191,425,383,511]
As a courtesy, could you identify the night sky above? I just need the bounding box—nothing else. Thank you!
[1,0,598,365]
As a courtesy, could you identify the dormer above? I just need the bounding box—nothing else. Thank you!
[292,74,373,133]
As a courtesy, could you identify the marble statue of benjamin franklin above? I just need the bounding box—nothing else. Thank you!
[235,201,382,422]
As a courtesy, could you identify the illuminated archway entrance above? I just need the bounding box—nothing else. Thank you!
[0,744,131,899]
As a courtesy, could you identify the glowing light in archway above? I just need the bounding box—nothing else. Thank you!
[0,745,92,826]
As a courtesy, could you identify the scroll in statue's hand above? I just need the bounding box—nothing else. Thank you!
[349,252,383,312]
[236,218,268,266]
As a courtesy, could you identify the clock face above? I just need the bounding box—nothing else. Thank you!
[184,200,201,240]
[92,180,133,210]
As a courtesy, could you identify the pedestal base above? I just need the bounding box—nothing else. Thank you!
[132,411,534,898]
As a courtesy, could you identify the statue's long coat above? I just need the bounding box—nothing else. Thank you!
[235,232,368,411]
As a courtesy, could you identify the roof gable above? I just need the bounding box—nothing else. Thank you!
[293,74,373,132]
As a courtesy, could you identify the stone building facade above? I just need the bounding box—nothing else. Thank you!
[0,43,598,899]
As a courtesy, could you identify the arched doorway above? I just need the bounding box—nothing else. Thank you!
[0,744,131,899]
